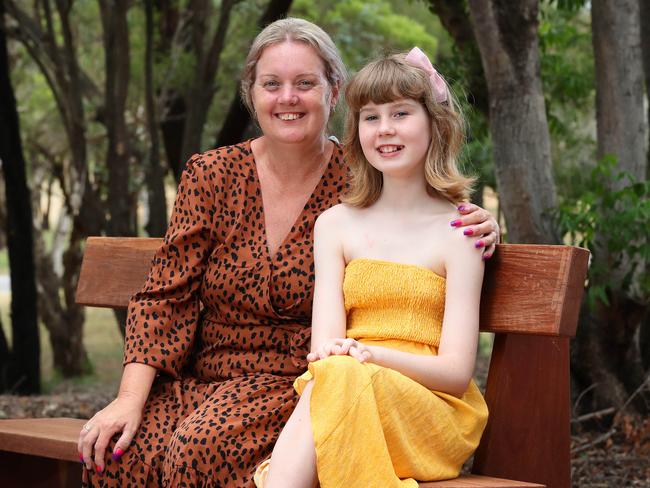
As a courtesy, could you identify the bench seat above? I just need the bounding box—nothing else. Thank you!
[0,418,544,487]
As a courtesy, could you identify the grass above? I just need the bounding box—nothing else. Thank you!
[0,249,7,275]
[0,291,123,394]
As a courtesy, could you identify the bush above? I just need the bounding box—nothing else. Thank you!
[554,157,649,308]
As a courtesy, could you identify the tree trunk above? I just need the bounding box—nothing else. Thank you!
[426,0,489,118]
[144,0,168,237]
[215,0,294,148]
[0,0,40,394]
[6,0,102,377]
[179,0,236,162]
[571,0,649,414]
[593,0,646,183]
[638,0,650,173]
[468,0,559,244]
[99,0,135,238]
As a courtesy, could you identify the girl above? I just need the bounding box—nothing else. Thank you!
[256,48,489,488]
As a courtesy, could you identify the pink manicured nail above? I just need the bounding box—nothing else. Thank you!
[450,219,462,227]
[112,448,124,461]
[482,253,492,261]
[457,204,467,212]
[96,465,104,475]
[475,240,484,249]
[463,228,474,236]
[79,453,85,463]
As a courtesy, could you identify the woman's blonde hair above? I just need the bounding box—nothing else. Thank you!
[240,18,347,116]
[342,53,474,207]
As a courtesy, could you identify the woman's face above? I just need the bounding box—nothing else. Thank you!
[251,41,336,145]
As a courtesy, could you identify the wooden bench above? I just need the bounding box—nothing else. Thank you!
[0,237,589,488]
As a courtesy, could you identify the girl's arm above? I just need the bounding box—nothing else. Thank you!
[308,207,348,358]
[357,232,485,397]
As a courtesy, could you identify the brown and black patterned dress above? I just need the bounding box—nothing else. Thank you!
[84,140,347,487]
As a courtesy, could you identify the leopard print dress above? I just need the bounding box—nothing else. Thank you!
[83,140,347,487]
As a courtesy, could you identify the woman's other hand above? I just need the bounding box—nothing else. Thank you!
[451,203,500,259]
[78,394,143,475]
[78,362,156,475]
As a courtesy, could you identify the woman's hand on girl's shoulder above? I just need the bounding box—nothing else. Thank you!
[452,202,500,259]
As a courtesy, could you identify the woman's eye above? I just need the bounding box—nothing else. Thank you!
[263,81,279,89]
[297,80,315,89]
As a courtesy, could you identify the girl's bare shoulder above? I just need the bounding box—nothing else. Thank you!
[315,203,360,229]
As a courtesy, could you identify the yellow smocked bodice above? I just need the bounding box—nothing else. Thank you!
[343,258,446,348]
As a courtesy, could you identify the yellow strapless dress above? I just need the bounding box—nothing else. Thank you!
[295,259,488,487]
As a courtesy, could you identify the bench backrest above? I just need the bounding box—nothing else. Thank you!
[76,237,589,337]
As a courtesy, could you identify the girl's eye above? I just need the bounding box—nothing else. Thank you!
[363,114,378,121]
[394,111,409,118]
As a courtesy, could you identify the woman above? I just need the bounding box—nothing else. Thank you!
[78,18,499,487]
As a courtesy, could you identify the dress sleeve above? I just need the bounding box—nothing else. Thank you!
[123,153,217,378]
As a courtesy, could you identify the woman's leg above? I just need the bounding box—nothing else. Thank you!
[265,381,318,488]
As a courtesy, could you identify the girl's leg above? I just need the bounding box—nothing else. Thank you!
[264,381,318,488]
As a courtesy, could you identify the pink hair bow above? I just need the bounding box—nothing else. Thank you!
[404,47,448,103]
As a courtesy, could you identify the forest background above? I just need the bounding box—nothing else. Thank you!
[0,0,648,485]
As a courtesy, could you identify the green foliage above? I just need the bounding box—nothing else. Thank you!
[554,157,650,308]
[292,0,440,72]
[539,4,596,202]
[541,0,589,13]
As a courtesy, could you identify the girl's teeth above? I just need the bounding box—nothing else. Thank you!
[379,146,402,153]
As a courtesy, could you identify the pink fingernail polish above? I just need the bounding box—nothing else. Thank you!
[463,228,474,236]
[96,465,104,475]
[112,448,124,461]
[79,453,85,463]
[482,253,492,261]
[450,219,462,227]
[457,204,466,212]
[475,240,484,249]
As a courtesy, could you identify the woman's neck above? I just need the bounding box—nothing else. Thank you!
[253,135,331,180]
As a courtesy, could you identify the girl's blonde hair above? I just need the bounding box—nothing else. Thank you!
[240,18,347,117]
[342,53,474,207]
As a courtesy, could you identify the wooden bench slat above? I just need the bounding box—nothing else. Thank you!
[75,237,162,308]
[0,419,545,487]
[420,474,544,487]
[0,418,84,462]
[480,245,588,336]
[0,415,553,488]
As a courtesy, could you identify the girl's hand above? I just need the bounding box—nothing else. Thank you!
[307,338,373,363]
[78,394,144,474]
[452,203,500,259]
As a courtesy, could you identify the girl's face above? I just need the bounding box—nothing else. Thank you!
[358,98,431,178]
[251,42,337,145]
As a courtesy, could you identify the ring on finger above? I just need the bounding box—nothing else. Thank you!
[82,423,92,432]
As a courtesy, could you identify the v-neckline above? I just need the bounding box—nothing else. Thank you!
[249,139,336,262]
